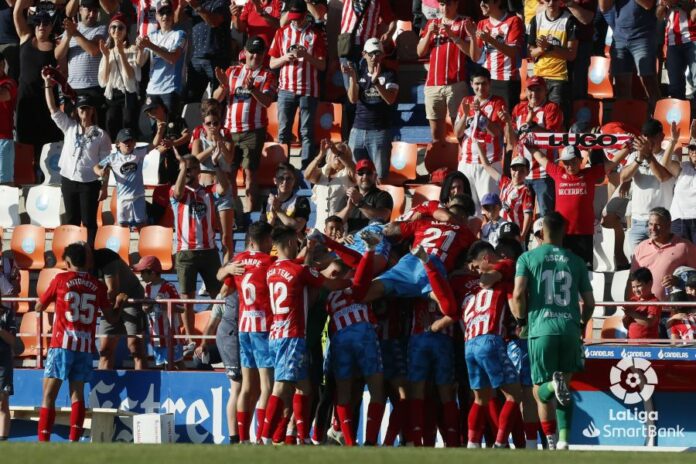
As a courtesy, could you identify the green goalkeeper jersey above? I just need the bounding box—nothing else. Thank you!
[515,244,592,338]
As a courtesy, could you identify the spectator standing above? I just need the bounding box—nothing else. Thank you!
[417,0,477,145]
[338,158,393,234]
[454,67,506,211]
[0,51,16,185]
[0,295,16,440]
[623,267,660,340]
[269,1,327,169]
[342,38,398,181]
[509,76,564,216]
[527,0,578,119]
[171,154,230,343]
[304,139,356,230]
[58,0,107,120]
[230,0,281,55]
[143,95,191,184]
[132,0,182,37]
[631,207,696,301]
[13,0,62,162]
[136,0,187,116]
[533,145,629,267]
[261,162,311,234]
[658,0,696,100]
[43,71,111,246]
[0,0,19,80]
[599,0,660,111]
[213,36,275,219]
[565,0,596,100]
[279,0,326,26]
[183,0,231,103]
[94,247,147,370]
[473,0,525,110]
[98,14,141,139]
[619,119,676,253]
[665,137,696,243]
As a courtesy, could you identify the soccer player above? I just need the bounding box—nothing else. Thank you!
[0,293,17,441]
[259,226,376,445]
[219,221,276,443]
[511,212,595,450]
[35,243,124,442]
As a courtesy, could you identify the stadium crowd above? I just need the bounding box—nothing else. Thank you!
[2,0,696,451]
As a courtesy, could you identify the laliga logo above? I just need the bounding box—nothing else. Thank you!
[609,357,658,404]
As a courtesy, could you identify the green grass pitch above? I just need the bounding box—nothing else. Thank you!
[0,443,692,464]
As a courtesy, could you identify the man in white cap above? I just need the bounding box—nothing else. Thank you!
[341,38,398,180]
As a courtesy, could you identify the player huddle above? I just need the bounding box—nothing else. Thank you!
[34,197,593,449]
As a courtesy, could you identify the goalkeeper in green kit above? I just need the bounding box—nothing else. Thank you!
[511,212,595,450]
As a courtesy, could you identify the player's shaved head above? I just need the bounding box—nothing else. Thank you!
[542,212,566,241]
[467,240,496,263]
[247,221,273,245]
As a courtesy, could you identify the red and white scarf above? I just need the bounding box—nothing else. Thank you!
[520,132,634,150]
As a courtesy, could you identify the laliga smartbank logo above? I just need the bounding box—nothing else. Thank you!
[581,357,685,440]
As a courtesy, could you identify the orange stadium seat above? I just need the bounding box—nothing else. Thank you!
[138,226,174,271]
[10,225,46,270]
[587,56,613,100]
[193,310,212,346]
[266,102,280,141]
[584,318,594,340]
[519,59,529,101]
[603,99,648,128]
[654,98,691,145]
[379,185,406,222]
[601,315,627,339]
[13,143,35,185]
[409,184,442,208]
[257,143,289,189]
[424,141,459,173]
[16,270,30,314]
[36,268,66,312]
[94,225,131,263]
[17,312,52,358]
[571,99,601,128]
[52,225,88,269]
[383,142,417,186]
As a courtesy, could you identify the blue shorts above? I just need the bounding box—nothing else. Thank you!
[407,332,454,385]
[377,254,446,298]
[269,337,308,382]
[331,322,383,380]
[240,331,274,369]
[506,338,532,387]
[0,139,14,184]
[214,190,234,211]
[44,348,93,383]
[380,338,407,380]
[611,37,657,77]
[465,334,518,390]
[153,344,184,366]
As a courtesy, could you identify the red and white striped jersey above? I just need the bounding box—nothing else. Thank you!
[268,23,327,97]
[132,0,179,37]
[665,5,696,46]
[223,64,276,134]
[422,17,471,86]
[477,13,524,81]
[326,288,376,333]
[170,184,217,252]
[457,95,506,164]
[670,314,696,340]
[411,299,454,337]
[145,281,181,348]
[340,0,395,46]
[399,218,476,271]
[266,259,325,339]
[225,250,276,333]
[397,200,443,222]
[39,271,109,353]
[499,176,533,227]
[461,280,512,340]
[511,100,564,179]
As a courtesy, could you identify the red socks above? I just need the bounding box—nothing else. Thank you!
[467,403,485,444]
[541,420,557,437]
[273,415,291,443]
[255,408,266,441]
[384,399,405,446]
[408,399,424,446]
[365,402,385,445]
[525,422,540,440]
[423,260,458,317]
[336,403,355,446]
[237,410,251,442]
[69,401,86,442]
[495,400,518,445]
[292,394,309,442]
[442,400,460,447]
[38,407,56,442]
[261,395,284,442]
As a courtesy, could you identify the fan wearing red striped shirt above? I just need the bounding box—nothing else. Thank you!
[35,243,123,443]
[454,67,507,213]
[269,1,326,169]
[472,0,525,110]
[213,36,276,217]
[658,0,696,99]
